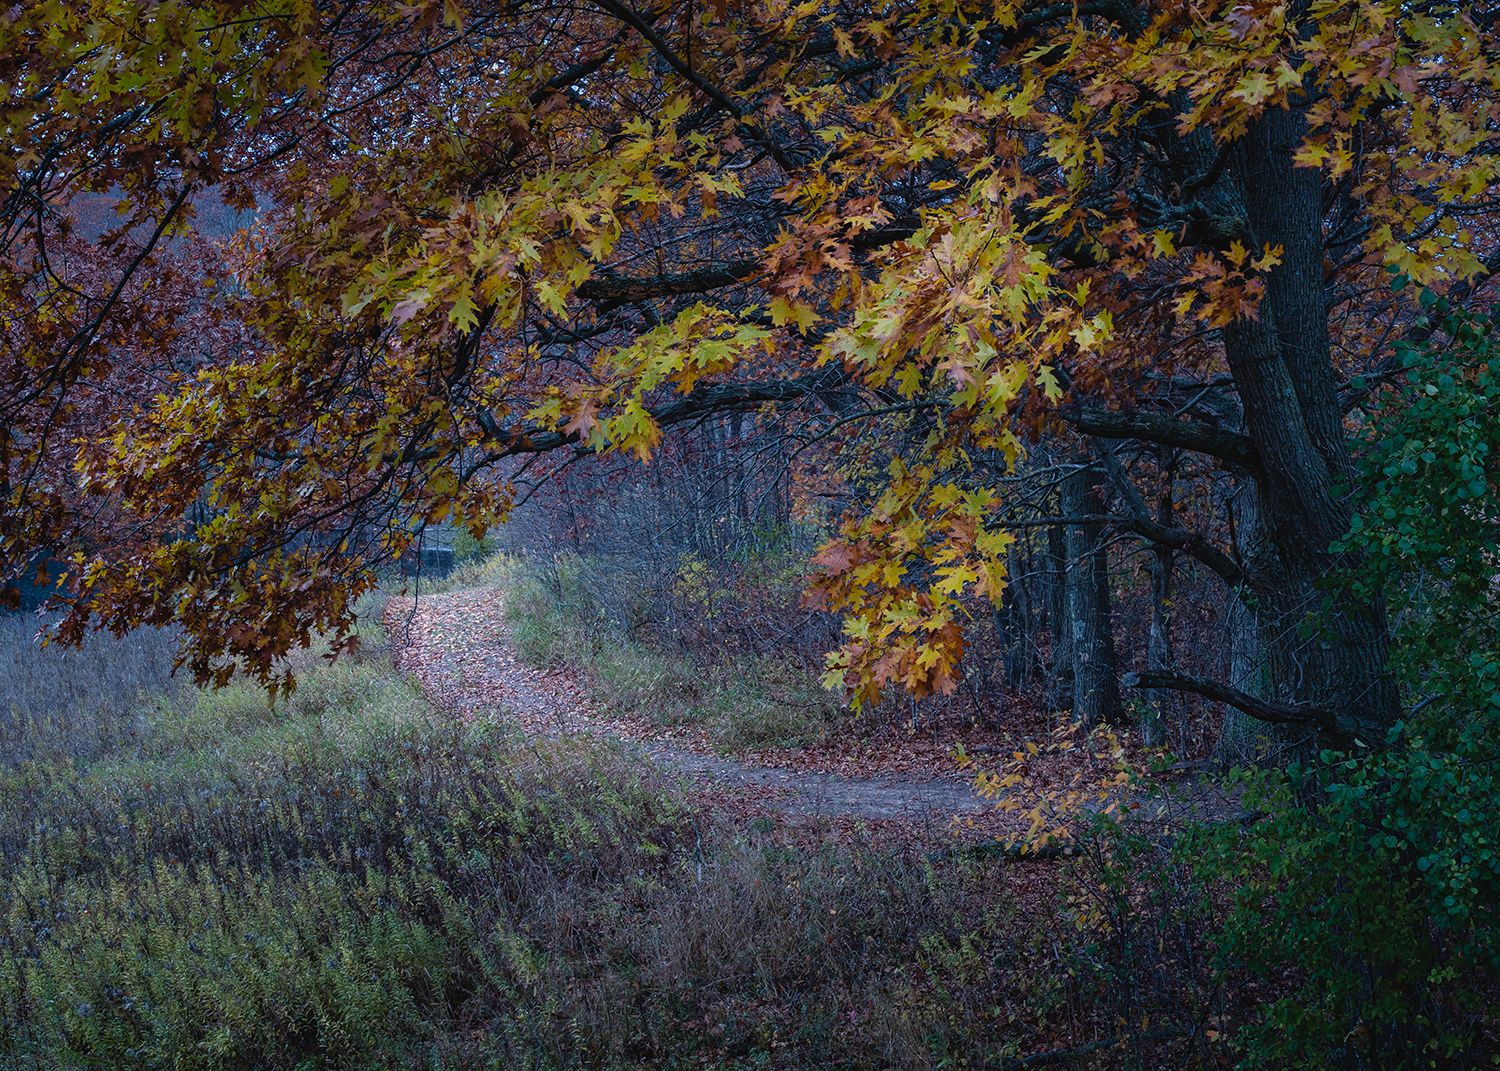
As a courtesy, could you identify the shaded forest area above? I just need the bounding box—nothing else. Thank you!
[4,1,1500,1068]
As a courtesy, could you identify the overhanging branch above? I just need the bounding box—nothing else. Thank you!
[1122,668,1335,732]
[1064,405,1258,472]
[575,261,759,304]
[573,220,919,308]
[480,366,849,458]
[996,513,1248,590]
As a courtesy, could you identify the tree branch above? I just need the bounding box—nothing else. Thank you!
[985,1029,1189,1070]
[575,261,759,304]
[591,0,795,171]
[480,367,848,457]
[998,512,1247,589]
[1064,404,1258,472]
[1093,446,1253,590]
[1122,668,1334,731]
[573,219,920,308]
[527,50,616,107]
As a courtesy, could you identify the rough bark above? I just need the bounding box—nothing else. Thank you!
[1063,461,1123,727]
[1216,105,1400,743]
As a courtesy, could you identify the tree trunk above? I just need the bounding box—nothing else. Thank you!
[1045,521,1073,714]
[1141,450,1176,747]
[1214,104,1400,743]
[1216,483,1276,765]
[998,535,1034,691]
[1063,461,1123,727]
[730,411,752,534]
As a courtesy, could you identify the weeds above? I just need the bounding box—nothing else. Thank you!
[0,615,181,771]
[502,553,843,751]
[0,603,1071,1071]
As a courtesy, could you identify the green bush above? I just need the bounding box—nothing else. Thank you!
[1178,298,1500,1069]
[451,527,493,564]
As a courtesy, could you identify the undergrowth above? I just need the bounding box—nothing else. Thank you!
[0,603,1068,1071]
[499,553,844,751]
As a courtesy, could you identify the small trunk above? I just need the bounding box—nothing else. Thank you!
[730,411,753,533]
[1215,484,1276,765]
[1064,461,1123,727]
[1045,522,1073,714]
[1218,585,1273,765]
[999,538,1034,690]
[1141,449,1177,747]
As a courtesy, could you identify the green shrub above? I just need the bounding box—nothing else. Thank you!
[1177,298,1500,1069]
[451,527,493,564]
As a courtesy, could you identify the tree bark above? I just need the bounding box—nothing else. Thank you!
[1141,450,1176,747]
[998,536,1035,690]
[1045,520,1073,714]
[1211,104,1400,743]
[1063,461,1124,727]
[1216,483,1277,764]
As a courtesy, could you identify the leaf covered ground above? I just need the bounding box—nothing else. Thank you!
[386,583,1238,846]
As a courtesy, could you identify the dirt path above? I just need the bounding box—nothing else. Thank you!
[387,588,990,821]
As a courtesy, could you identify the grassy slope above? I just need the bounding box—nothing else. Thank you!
[0,606,1060,1071]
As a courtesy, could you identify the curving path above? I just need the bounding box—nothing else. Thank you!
[386,588,990,821]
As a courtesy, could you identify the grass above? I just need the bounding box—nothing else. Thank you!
[499,554,844,751]
[0,600,1084,1071]
[5,556,1455,1069]
[0,614,180,771]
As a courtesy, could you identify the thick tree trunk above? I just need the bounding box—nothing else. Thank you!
[1214,105,1400,743]
[1063,461,1123,727]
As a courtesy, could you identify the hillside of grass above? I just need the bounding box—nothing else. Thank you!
[0,605,1100,1071]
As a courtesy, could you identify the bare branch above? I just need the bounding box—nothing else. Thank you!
[1122,668,1334,732]
[1064,405,1258,472]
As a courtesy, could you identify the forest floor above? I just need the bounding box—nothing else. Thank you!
[387,586,1237,844]
[387,587,997,829]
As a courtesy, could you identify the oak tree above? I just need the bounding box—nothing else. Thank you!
[3,0,1495,739]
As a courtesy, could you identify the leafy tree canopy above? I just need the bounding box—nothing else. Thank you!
[2,0,1495,702]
